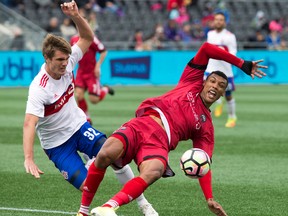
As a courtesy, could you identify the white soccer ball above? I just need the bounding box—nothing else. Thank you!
[180,148,211,179]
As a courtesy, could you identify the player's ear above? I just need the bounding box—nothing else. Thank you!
[203,79,206,86]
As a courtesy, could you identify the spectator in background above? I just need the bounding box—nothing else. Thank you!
[167,0,184,11]
[251,10,269,33]
[174,6,190,26]
[245,30,267,50]
[10,25,24,50]
[178,22,193,43]
[191,19,205,41]
[87,11,99,33]
[266,30,281,50]
[129,29,144,51]
[164,19,181,41]
[60,18,77,41]
[46,16,61,35]
[143,24,166,50]
[269,18,283,33]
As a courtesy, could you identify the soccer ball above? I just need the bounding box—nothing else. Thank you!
[180,148,211,179]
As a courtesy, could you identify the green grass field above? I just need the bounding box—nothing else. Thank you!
[0,85,287,216]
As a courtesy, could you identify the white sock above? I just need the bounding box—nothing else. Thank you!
[215,97,223,105]
[113,165,149,206]
[79,205,89,215]
[82,153,90,162]
[227,98,236,119]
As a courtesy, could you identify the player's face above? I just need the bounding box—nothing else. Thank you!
[214,14,226,31]
[201,74,227,107]
[45,50,69,79]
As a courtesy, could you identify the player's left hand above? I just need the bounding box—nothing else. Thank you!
[251,59,267,79]
[60,0,78,17]
[207,198,228,216]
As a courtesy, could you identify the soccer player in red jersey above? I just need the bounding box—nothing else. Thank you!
[70,33,114,124]
[77,42,267,216]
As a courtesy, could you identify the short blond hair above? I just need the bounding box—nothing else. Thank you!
[42,34,72,59]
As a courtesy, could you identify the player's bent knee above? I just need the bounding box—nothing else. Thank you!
[95,151,114,169]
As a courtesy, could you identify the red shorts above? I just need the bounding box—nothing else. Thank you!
[111,116,170,170]
[75,72,101,96]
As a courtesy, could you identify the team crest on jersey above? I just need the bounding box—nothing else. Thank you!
[200,114,206,123]
[61,170,68,180]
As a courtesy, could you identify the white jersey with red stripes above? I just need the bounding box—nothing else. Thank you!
[25,45,86,149]
[206,29,237,77]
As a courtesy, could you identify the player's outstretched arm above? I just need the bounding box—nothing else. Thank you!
[23,114,44,178]
[207,198,228,216]
[240,59,267,79]
[60,0,94,54]
[193,43,268,79]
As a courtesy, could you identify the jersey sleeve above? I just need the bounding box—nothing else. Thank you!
[92,36,106,53]
[178,59,207,85]
[25,84,46,117]
[66,44,83,72]
[228,33,237,56]
[199,170,213,200]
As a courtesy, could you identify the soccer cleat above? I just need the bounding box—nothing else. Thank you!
[91,206,118,216]
[214,102,223,117]
[139,204,159,216]
[225,117,237,128]
[104,85,115,96]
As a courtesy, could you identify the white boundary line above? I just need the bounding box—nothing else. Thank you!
[0,207,76,215]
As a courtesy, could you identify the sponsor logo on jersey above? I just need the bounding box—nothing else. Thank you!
[186,91,201,130]
[44,83,74,116]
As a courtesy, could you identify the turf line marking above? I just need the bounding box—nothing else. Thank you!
[0,207,76,215]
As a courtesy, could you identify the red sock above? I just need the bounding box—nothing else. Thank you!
[99,87,109,101]
[78,98,88,113]
[81,163,106,206]
[103,177,148,208]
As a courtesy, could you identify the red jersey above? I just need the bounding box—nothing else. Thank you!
[136,60,214,157]
[136,42,244,159]
[70,35,105,75]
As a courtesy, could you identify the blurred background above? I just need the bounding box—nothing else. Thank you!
[1,0,287,51]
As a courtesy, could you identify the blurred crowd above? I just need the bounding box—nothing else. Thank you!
[1,0,288,50]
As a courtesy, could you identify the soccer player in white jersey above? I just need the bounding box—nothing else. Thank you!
[206,12,238,127]
[22,1,158,216]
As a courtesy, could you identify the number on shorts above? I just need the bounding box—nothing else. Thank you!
[84,128,100,140]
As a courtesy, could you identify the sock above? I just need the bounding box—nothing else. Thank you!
[103,177,148,208]
[227,98,236,119]
[215,97,222,105]
[80,163,106,207]
[113,165,149,206]
[99,87,109,101]
[79,205,89,216]
[78,98,88,113]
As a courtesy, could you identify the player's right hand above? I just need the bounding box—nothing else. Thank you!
[24,159,44,178]
[207,198,228,216]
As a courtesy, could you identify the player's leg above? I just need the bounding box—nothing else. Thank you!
[78,136,124,216]
[225,77,237,128]
[44,132,88,190]
[214,97,224,117]
[92,159,164,216]
[78,122,158,216]
[88,79,114,105]
[90,117,166,215]
[113,165,159,216]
